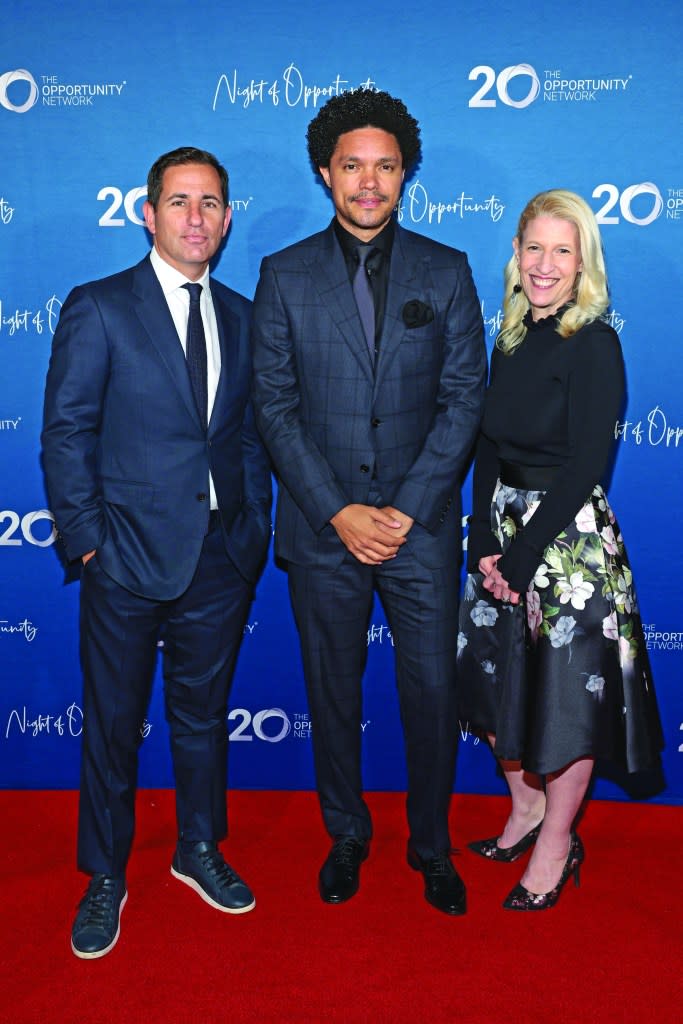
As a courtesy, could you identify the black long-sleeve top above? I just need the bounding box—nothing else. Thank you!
[467,311,625,592]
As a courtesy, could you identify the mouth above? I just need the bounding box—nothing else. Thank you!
[352,193,387,208]
[183,234,208,245]
[529,275,559,290]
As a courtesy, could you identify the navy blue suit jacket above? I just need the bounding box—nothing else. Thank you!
[251,223,486,569]
[42,255,271,599]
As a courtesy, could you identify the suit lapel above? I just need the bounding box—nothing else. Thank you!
[132,257,201,426]
[304,225,374,382]
[210,286,240,431]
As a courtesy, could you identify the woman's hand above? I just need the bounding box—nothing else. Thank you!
[479,555,521,605]
[478,554,501,577]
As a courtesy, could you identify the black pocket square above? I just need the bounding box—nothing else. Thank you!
[402,300,434,328]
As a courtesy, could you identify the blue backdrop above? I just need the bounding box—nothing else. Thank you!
[2,0,681,802]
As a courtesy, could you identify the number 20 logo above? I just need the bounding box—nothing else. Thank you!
[592,183,663,226]
[98,186,147,227]
[468,64,540,108]
[228,707,291,743]
[0,510,57,547]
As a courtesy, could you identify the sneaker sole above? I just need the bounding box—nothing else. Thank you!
[170,866,256,914]
[71,890,128,959]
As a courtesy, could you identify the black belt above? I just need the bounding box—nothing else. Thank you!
[207,509,222,533]
[499,460,559,490]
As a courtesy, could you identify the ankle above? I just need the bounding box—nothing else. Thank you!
[509,801,545,826]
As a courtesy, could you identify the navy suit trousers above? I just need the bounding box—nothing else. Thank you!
[77,525,252,877]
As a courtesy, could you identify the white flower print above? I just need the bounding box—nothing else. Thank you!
[533,563,550,588]
[526,589,543,640]
[613,575,633,614]
[470,600,499,628]
[557,572,595,610]
[549,615,577,648]
[575,505,595,533]
[521,494,542,526]
[585,674,605,698]
[463,482,651,751]
[463,575,478,601]
[600,525,619,556]
[494,484,517,514]
[618,635,633,665]
[602,610,618,641]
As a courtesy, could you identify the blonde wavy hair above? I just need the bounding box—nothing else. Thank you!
[497,189,609,354]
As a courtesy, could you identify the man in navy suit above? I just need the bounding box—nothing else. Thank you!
[42,147,271,958]
[252,92,486,914]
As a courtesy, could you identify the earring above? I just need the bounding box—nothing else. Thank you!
[513,262,522,294]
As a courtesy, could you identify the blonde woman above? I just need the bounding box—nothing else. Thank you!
[458,190,662,910]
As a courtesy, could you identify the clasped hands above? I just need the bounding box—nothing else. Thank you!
[478,554,521,605]
[331,504,414,565]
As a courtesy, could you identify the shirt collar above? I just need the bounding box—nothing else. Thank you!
[523,302,572,332]
[149,246,211,297]
[332,216,395,261]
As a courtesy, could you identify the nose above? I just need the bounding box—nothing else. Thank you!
[186,201,204,224]
[359,166,379,191]
[535,250,555,273]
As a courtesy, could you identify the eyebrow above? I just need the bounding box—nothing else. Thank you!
[525,237,575,246]
[165,191,222,202]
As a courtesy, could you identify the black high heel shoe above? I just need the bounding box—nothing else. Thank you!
[502,832,584,911]
[468,821,542,863]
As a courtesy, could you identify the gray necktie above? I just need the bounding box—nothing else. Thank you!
[353,245,376,359]
[182,282,208,430]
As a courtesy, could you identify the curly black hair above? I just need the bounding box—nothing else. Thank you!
[306,89,421,170]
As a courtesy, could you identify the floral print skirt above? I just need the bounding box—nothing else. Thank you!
[457,482,663,775]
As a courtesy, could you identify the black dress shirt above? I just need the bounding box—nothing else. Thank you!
[333,217,395,353]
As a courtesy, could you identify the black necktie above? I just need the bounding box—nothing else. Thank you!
[353,245,376,359]
[183,282,208,430]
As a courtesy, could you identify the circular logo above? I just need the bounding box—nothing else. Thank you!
[0,69,39,113]
[496,63,540,108]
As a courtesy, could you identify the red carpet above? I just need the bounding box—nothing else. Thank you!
[2,790,681,1023]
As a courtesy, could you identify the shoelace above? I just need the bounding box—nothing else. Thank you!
[425,854,453,876]
[333,838,365,865]
[196,848,240,889]
[78,876,121,925]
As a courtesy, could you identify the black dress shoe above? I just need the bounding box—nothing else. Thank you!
[407,847,466,915]
[171,841,255,914]
[319,837,369,903]
[71,873,127,959]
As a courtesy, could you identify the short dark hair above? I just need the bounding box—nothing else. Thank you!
[146,147,229,208]
[306,89,421,170]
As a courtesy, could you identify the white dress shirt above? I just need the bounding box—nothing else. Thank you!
[149,246,221,509]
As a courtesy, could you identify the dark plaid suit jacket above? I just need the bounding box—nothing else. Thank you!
[251,221,486,569]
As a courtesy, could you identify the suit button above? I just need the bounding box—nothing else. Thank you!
[371,418,381,428]
[197,492,208,502]
[360,464,370,474]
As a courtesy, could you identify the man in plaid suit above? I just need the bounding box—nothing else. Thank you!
[252,90,486,915]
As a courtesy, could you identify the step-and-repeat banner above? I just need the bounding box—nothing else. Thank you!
[2,1,681,801]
